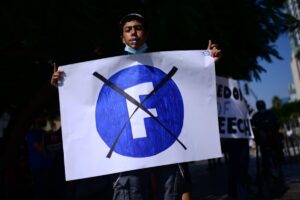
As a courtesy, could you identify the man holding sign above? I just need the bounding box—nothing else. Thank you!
[51,13,221,200]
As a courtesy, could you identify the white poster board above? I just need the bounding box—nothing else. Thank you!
[58,50,222,180]
[216,76,254,139]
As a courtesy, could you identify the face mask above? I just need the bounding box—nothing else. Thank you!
[124,43,148,54]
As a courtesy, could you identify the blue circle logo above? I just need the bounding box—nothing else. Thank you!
[95,65,184,157]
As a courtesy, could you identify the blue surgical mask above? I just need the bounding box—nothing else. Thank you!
[124,43,148,54]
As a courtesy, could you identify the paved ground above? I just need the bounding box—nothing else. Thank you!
[188,150,300,200]
[1,146,299,200]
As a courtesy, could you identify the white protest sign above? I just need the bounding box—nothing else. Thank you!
[58,50,222,180]
[216,76,254,139]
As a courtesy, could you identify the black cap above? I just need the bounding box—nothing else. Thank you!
[119,13,146,30]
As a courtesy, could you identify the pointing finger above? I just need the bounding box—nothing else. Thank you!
[53,62,57,72]
[207,40,212,50]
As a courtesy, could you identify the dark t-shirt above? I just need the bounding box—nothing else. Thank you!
[251,110,280,147]
[26,128,51,171]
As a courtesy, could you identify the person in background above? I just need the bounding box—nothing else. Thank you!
[26,112,51,200]
[251,100,285,200]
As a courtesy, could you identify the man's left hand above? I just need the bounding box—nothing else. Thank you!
[207,40,222,62]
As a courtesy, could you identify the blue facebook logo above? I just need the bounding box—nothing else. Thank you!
[95,65,184,157]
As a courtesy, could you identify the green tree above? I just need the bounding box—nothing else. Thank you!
[1,0,299,171]
[272,101,300,124]
[272,96,282,109]
[1,0,298,104]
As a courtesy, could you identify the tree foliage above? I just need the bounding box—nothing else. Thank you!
[272,100,300,124]
[272,95,282,109]
[0,0,298,106]
[2,0,300,169]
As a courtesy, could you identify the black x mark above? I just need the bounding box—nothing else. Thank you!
[93,66,187,158]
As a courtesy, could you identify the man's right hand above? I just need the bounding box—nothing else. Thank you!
[50,63,64,87]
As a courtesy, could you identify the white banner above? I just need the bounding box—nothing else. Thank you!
[58,50,222,181]
[216,76,254,139]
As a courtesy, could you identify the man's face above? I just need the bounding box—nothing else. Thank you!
[121,20,147,50]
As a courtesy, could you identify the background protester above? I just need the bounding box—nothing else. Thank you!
[251,100,286,200]
[26,112,51,200]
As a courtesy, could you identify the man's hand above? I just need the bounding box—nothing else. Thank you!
[50,62,64,87]
[207,40,222,62]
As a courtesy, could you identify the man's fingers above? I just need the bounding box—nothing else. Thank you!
[53,62,57,72]
[208,40,220,50]
[212,49,221,54]
[207,40,212,49]
[210,44,219,51]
